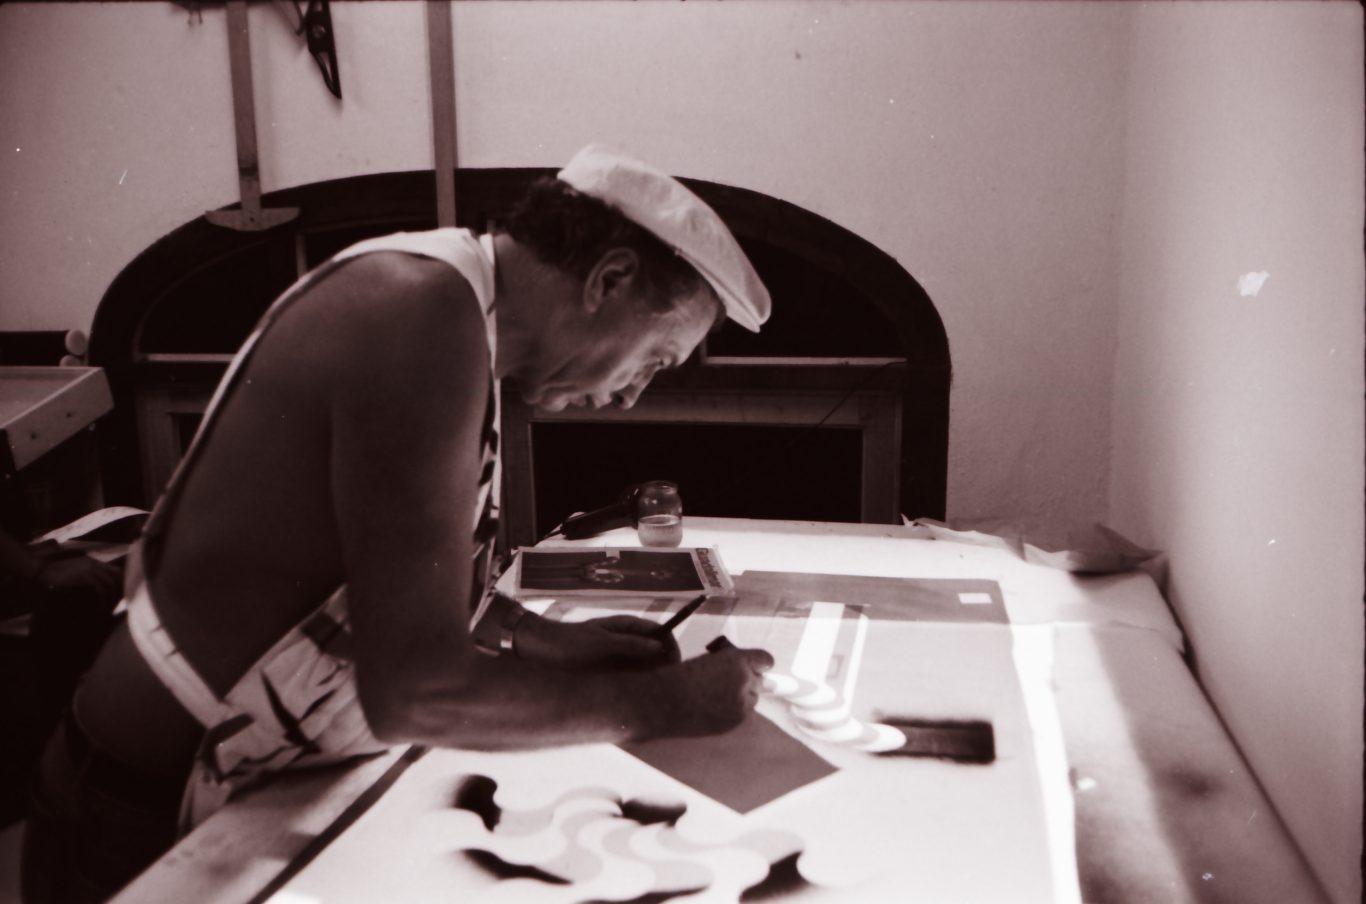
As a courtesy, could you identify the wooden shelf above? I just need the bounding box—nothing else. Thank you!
[0,367,113,474]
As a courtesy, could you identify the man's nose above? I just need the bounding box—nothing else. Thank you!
[611,379,648,410]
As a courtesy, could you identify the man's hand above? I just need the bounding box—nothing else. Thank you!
[514,613,681,669]
[34,554,122,600]
[646,645,776,739]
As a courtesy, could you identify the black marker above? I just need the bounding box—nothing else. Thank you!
[705,635,737,654]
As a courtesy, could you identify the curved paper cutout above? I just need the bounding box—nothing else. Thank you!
[444,774,832,901]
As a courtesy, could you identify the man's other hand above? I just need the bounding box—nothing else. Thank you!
[36,554,122,600]
[515,614,681,669]
[653,645,776,738]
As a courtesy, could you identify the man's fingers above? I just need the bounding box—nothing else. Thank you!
[593,615,663,636]
[739,648,775,673]
[605,632,669,660]
[591,616,682,663]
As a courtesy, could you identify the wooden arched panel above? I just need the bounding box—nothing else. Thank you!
[90,170,948,524]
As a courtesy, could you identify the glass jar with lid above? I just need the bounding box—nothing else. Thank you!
[635,480,683,547]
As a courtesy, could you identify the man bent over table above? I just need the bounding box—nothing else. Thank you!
[22,145,775,904]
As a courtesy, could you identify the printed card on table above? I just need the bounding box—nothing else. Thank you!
[512,546,734,599]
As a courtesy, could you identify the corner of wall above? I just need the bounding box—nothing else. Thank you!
[1106,5,1365,902]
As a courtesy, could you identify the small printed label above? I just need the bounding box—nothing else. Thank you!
[958,592,994,605]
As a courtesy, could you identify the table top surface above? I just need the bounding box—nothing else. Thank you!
[110,517,1328,904]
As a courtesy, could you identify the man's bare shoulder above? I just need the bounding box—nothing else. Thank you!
[280,250,490,376]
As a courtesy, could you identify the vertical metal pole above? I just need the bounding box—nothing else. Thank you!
[206,0,298,231]
[224,0,263,215]
[426,0,458,227]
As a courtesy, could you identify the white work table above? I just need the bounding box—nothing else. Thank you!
[112,517,1327,903]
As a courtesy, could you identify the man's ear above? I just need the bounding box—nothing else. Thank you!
[583,247,640,314]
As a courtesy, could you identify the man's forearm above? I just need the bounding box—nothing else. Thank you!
[363,653,678,751]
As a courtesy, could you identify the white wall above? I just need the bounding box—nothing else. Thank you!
[0,0,1130,535]
[0,2,432,327]
[1109,4,1364,902]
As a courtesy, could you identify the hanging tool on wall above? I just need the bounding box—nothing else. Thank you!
[205,0,300,232]
[174,1,340,99]
[272,0,342,99]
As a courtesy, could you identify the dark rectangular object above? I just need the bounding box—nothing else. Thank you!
[622,712,838,813]
[877,719,995,764]
[531,422,864,531]
[519,548,708,595]
[0,332,68,366]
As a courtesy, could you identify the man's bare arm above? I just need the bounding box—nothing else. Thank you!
[327,254,767,750]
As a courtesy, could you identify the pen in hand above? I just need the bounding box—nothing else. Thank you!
[656,593,709,639]
[657,595,768,671]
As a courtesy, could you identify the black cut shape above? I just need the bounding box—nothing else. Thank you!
[740,851,810,901]
[620,798,687,826]
[876,718,996,764]
[584,891,704,904]
[451,774,501,830]
[461,848,569,885]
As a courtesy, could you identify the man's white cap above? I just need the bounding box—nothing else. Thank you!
[557,144,771,332]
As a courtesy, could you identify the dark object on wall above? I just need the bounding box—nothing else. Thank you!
[275,0,343,99]
[89,169,951,537]
[174,1,341,99]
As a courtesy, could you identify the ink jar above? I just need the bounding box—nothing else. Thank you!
[636,480,683,547]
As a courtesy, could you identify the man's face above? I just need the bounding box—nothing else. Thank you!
[520,287,717,413]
